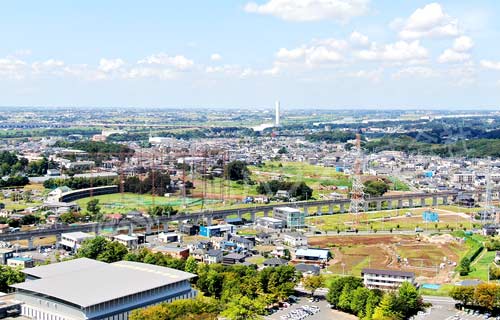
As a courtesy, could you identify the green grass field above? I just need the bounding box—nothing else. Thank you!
[465,250,497,281]
[307,207,472,232]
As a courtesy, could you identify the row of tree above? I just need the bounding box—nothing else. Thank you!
[256,179,313,201]
[450,283,500,311]
[326,276,424,320]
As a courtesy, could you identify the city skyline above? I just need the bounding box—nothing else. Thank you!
[1,0,500,109]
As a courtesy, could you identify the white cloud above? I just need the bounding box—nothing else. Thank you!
[138,53,194,70]
[210,53,222,61]
[357,40,428,62]
[98,58,125,72]
[31,59,65,74]
[244,0,370,22]
[453,36,473,52]
[438,49,470,63]
[393,66,438,78]
[480,60,500,71]
[349,31,370,47]
[125,67,175,80]
[394,3,460,39]
[347,68,383,82]
[0,58,28,79]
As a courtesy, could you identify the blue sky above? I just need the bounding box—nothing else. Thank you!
[1,0,500,109]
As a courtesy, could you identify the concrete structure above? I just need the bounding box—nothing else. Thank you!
[0,191,459,243]
[273,207,305,228]
[275,100,280,127]
[199,224,235,237]
[255,217,284,229]
[12,258,197,320]
[60,232,94,251]
[294,248,330,263]
[158,232,180,243]
[361,268,416,290]
[0,249,14,265]
[204,249,223,264]
[282,232,308,247]
[113,234,139,249]
[7,256,34,269]
[152,246,189,260]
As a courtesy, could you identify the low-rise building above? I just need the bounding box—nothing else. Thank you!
[294,248,330,264]
[204,249,223,264]
[152,246,190,260]
[361,268,416,290]
[0,249,15,265]
[256,217,284,229]
[7,256,34,269]
[11,258,197,320]
[60,232,94,251]
[273,207,306,228]
[158,232,181,243]
[113,234,139,249]
[282,232,308,247]
[199,224,235,237]
[263,257,288,268]
[222,253,246,265]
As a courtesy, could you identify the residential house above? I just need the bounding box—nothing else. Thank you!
[282,232,308,247]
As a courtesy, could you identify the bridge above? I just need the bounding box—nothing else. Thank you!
[1,191,458,246]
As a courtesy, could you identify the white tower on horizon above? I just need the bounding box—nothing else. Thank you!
[275,100,280,127]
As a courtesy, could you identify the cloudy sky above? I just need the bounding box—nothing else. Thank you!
[1,0,500,109]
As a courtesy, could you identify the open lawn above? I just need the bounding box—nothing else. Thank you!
[465,250,497,281]
[308,207,472,232]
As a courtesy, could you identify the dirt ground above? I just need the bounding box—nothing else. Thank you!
[310,234,465,282]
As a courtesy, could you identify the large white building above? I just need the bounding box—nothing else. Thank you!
[361,268,415,290]
[11,258,197,320]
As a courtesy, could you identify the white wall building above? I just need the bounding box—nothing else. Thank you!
[12,258,197,320]
[361,268,415,290]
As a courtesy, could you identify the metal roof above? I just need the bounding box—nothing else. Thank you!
[13,259,196,308]
[361,268,415,278]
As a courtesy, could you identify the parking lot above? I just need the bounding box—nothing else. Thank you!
[265,296,355,320]
[417,297,499,320]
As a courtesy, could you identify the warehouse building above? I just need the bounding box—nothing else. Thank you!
[11,258,197,320]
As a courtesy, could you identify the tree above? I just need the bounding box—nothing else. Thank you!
[225,161,250,181]
[129,296,220,320]
[474,283,500,311]
[350,287,371,317]
[364,180,389,197]
[59,211,80,224]
[184,256,198,274]
[0,265,25,292]
[395,282,423,318]
[75,236,127,261]
[220,295,266,320]
[86,199,101,217]
[372,293,402,320]
[326,276,363,308]
[450,286,475,306]
[303,275,324,297]
[458,257,471,276]
[97,241,128,263]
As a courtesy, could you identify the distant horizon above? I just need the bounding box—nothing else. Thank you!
[0,105,498,112]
